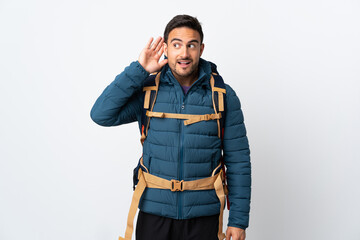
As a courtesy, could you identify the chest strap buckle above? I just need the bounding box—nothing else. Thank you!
[171,179,184,191]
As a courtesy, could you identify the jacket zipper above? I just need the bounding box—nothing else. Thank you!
[178,94,185,219]
[166,70,209,219]
[175,75,205,219]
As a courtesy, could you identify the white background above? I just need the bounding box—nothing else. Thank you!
[1,0,359,239]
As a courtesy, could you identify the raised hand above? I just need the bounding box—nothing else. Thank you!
[138,36,168,73]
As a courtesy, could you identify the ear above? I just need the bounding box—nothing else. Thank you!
[163,42,168,57]
[200,43,205,57]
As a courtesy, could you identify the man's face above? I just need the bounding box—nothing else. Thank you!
[164,27,204,81]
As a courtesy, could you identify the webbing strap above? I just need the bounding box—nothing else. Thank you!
[213,86,226,94]
[146,111,222,126]
[118,169,226,240]
[144,171,220,191]
[211,76,226,112]
[214,173,226,240]
[143,90,151,109]
[118,169,147,240]
[140,73,161,145]
[218,91,224,111]
[210,75,221,138]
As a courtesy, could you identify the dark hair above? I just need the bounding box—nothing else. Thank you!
[164,15,204,44]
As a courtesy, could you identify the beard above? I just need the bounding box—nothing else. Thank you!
[171,59,199,80]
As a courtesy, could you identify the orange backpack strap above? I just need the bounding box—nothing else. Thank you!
[140,72,161,145]
[209,61,230,210]
[209,61,227,141]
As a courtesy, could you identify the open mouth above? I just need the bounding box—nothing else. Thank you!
[177,60,191,67]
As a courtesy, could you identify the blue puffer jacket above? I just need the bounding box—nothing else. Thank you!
[90,58,251,229]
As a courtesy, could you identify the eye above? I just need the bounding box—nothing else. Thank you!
[173,43,180,48]
[189,44,195,48]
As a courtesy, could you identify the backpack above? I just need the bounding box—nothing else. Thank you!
[133,62,230,208]
[120,62,230,240]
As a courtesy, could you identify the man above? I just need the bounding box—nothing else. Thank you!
[91,15,251,240]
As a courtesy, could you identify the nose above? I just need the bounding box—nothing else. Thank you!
[180,46,190,58]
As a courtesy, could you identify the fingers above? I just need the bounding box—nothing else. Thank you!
[154,38,164,53]
[147,36,165,59]
[145,37,154,49]
[151,36,162,50]
[226,230,231,240]
[158,58,168,68]
[226,228,230,240]
[157,44,165,57]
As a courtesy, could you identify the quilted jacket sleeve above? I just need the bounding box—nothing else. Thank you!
[223,84,251,230]
[90,61,149,127]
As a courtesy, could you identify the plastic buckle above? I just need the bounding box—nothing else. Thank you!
[171,180,184,192]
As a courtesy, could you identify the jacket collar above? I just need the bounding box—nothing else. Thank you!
[160,58,212,89]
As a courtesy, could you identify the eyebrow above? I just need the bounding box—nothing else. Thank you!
[170,38,199,44]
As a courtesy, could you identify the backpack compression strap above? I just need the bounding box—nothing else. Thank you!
[145,110,222,125]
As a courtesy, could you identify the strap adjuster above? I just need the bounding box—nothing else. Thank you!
[171,179,184,191]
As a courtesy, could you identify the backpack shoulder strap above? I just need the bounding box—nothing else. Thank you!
[209,61,230,210]
[209,62,227,141]
[140,72,161,145]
